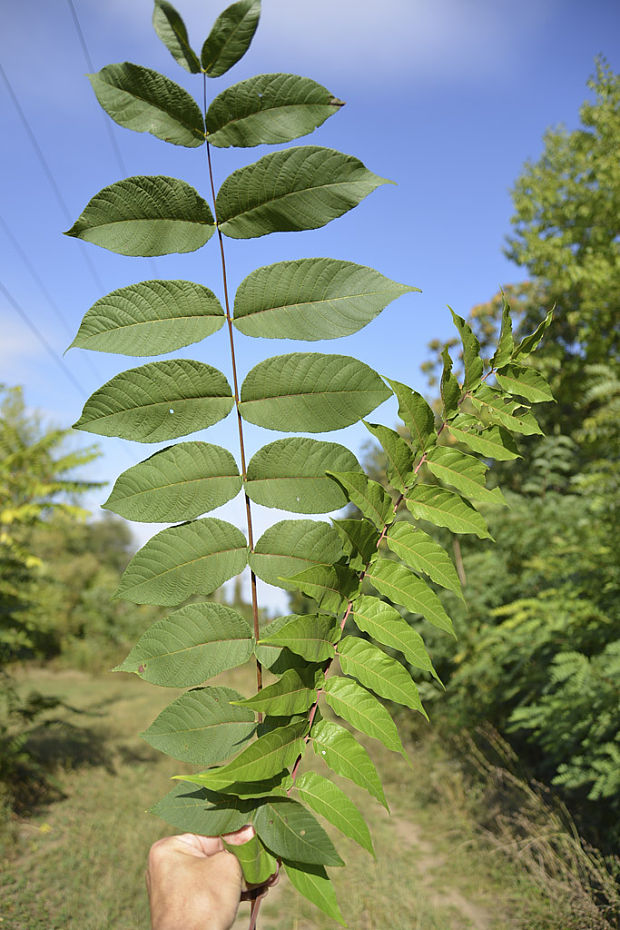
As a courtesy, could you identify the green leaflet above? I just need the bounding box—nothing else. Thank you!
[216,146,390,239]
[233,258,416,339]
[385,523,464,600]
[68,280,225,356]
[365,558,455,636]
[385,378,436,452]
[331,518,380,571]
[363,421,414,492]
[65,176,215,256]
[114,602,253,686]
[491,297,514,369]
[152,1,200,73]
[201,0,260,78]
[115,518,248,606]
[337,636,426,716]
[239,353,390,432]
[312,719,388,809]
[470,384,542,436]
[282,564,360,614]
[326,470,393,531]
[250,519,342,591]
[254,799,344,867]
[223,834,277,886]
[440,347,460,418]
[73,360,233,443]
[322,676,407,755]
[283,861,345,925]
[450,307,483,392]
[245,437,360,513]
[206,73,343,148]
[152,783,260,835]
[104,442,241,522]
[259,614,340,663]
[141,686,255,764]
[426,445,505,506]
[448,419,520,461]
[512,308,553,359]
[351,596,436,676]
[88,63,204,147]
[495,364,554,404]
[233,668,318,716]
[254,614,306,672]
[295,771,374,855]
[177,721,307,791]
[406,484,491,539]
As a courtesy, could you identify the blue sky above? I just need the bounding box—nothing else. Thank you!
[2,0,618,610]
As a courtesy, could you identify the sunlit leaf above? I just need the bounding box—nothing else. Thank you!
[223,834,277,886]
[115,518,248,605]
[337,636,426,716]
[217,146,390,239]
[440,346,460,418]
[233,258,416,339]
[385,523,464,600]
[152,0,200,73]
[282,564,360,614]
[322,676,407,754]
[326,470,393,530]
[351,596,436,676]
[104,442,241,522]
[406,485,492,539]
[385,378,436,453]
[312,719,388,809]
[331,518,379,571]
[233,668,318,716]
[69,280,224,356]
[366,558,455,636]
[250,519,342,591]
[201,0,260,78]
[283,861,345,924]
[363,421,414,492]
[73,360,233,443]
[495,364,554,404]
[141,686,254,763]
[151,783,260,834]
[240,353,390,432]
[449,308,483,392]
[295,771,374,855]
[470,385,542,436]
[511,308,553,360]
[448,419,520,461]
[245,438,360,513]
[254,799,344,866]
[259,614,340,663]
[426,446,505,505]
[207,73,343,147]
[88,63,204,147]
[65,176,214,256]
[115,602,253,686]
[491,296,514,369]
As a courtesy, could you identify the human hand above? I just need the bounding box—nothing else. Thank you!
[146,826,254,930]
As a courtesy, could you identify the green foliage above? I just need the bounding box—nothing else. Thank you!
[66,2,553,922]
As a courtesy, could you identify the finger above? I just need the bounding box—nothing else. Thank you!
[222,824,255,846]
[174,833,225,857]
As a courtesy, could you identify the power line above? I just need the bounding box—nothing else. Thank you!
[0,279,88,397]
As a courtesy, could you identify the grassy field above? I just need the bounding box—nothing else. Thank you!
[0,666,608,930]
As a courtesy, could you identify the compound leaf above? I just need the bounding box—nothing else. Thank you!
[115,602,253,686]
[337,636,426,716]
[365,558,454,636]
[115,518,248,605]
[69,280,224,356]
[233,258,416,339]
[65,176,214,256]
[245,438,360,513]
[88,63,204,147]
[239,353,390,432]
[73,360,233,442]
[141,686,255,764]
[217,146,390,239]
[295,771,374,855]
[207,73,343,148]
[104,442,241,522]
[201,0,260,78]
[312,719,387,809]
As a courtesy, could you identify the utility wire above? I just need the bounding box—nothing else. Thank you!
[0,62,107,294]
[0,279,87,397]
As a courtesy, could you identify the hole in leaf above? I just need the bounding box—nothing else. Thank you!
[169,408,174,414]
[300,829,306,836]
